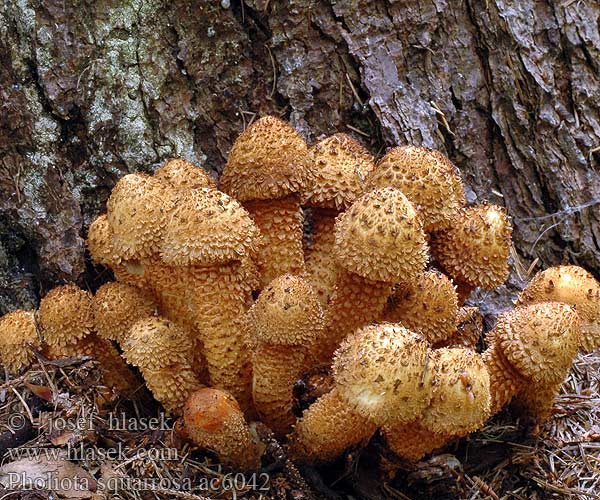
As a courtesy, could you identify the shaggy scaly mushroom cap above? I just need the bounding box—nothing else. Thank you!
[383,347,491,462]
[106,173,175,260]
[182,388,262,470]
[248,274,324,436]
[38,285,94,347]
[289,323,433,463]
[160,188,259,266]
[484,302,580,418]
[365,146,465,232]
[93,282,157,344]
[221,115,312,287]
[517,265,600,352]
[123,317,202,415]
[335,187,428,283]
[383,271,459,345]
[0,310,41,373]
[154,159,217,191]
[221,115,311,202]
[303,133,375,211]
[315,187,429,360]
[431,204,512,289]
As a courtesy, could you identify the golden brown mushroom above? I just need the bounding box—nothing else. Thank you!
[0,310,41,373]
[383,270,459,345]
[182,388,262,470]
[517,265,600,352]
[316,187,429,361]
[220,116,312,288]
[123,317,203,415]
[288,324,432,463]
[383,348,491,462]
[38,285,139,394]
[431,204,512,290]
[483,302,580,420]
[364,146,465,232]
[302,134,376,305]
[247,274,324,436]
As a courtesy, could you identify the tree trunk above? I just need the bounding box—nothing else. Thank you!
[1,0,599,313]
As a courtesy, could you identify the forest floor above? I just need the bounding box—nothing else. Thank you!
[0,348,598,500]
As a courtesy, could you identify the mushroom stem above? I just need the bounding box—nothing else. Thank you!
[245,196,305,288]
[305,210,338,307]
[382,422,451,462]
[315,270,392,363]
[288,388,377,463]
[253,346,306,436]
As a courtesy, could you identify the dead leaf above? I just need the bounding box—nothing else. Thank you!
[25,382,54,402]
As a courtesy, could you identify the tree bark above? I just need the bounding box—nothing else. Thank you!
[1,0,599,313]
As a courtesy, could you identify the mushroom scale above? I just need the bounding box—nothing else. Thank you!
[517,265,600,352]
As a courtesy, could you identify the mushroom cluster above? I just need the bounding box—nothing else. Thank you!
[1,117,598,470]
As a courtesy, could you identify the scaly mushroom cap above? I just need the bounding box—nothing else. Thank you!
[220,116,311,201]
[495,302,580,384]
[93,282,157,343]
[335,187,429,283]
[517,265,600,352]
[123,317,194,370]
[183,388,262,470]
[333,323,433,425]
[86,214,121,267]
[248,274,323,347]
[423,348,491,435]
[365,146,465,232]
[431,204,512,288]
[106,173,175,259]
[0,310,40,372]
[384,271,458,345]
[160,188,260,266]
[38,285,94,347]
[302,133,375,210]
[154,159,217,191]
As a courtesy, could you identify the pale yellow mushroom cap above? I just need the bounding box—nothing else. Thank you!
[160,188,260,266]
[0,310,41,372]
[333,323,433,425]
[495,302,580,385]
[302,133,375,210]
[423,348,491,435]
[334,187,429,283]
[365,146,466,232]
[220,116,312,201]
[431,204,512,288]
[154,159,217,191]
[517,265,600,352]
[123,317,194,370]
[93,282,157,343]
[38,285,94,347]
[248,274,323,347]
[106,173,175,260]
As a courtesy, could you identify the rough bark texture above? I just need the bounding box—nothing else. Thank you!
[1,0,599,314]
